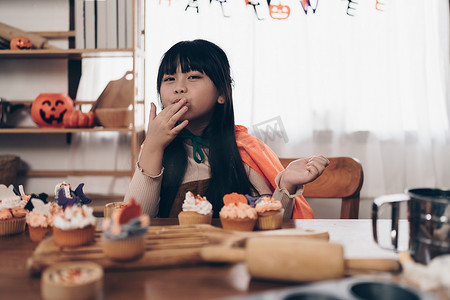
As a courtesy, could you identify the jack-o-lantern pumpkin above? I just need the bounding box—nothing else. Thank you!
[269,4,290,20]
[31,93,74,128]
[10,36,32,50]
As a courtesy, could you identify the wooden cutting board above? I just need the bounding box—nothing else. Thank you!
[27,224,329,276]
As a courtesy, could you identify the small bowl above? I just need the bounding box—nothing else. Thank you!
[41,261,103,300]
[350,281,420,300]
[104,202,127,218]
[95,108,132,128]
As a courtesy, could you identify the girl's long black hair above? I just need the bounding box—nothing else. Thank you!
[157,39,255,217]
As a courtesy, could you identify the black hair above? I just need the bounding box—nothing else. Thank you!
[157,39,255,217]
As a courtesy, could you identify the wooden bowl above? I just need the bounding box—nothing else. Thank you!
[41,261,103,300]
[95,108,132,128]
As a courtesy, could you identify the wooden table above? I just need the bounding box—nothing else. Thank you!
[0,219,447,300]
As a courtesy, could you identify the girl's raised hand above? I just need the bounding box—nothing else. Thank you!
[280,155,330,194]
[137,99,189,176]
[145,99,189,151]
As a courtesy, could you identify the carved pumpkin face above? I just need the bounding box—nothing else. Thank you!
[269,4,290,20]
[31,93,74,128]
[10,36,32,50]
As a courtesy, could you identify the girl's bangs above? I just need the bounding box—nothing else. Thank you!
[160,49,205,75]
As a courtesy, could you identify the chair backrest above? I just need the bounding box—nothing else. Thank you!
[279,157,363,219]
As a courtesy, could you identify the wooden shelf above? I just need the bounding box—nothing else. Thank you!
[1,0,146,182]
[0,48,145,59]
[0,126,145,134]
[22,170,132,177]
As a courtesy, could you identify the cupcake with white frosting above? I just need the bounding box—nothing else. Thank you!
[53,205,97,247]
[0,185,28,236]
[178,192,213,225]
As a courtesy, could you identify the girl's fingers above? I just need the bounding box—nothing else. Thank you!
[149,102,157,120]
[308,155,329,165]
[172,119,189,134]
[167,105,188,128]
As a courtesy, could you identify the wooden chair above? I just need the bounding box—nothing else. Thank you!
[279,157,363,219]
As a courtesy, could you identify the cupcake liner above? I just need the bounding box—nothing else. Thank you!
[53,225,96,247]
[220,217,257,231]
[256,208,284,230]
[0,217,26,236]
[178,211,212,225]
[102,235,145,261]
[29,225,52,242]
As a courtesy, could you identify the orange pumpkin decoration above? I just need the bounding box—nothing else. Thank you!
[10,36,32,50]
[269,4,290,20]
[31,93,74,128]
[63,110,95,128]
[223,192,248,206]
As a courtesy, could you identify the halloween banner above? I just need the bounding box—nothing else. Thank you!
[158,0,387,20]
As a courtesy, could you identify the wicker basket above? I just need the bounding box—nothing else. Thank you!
[0,155,20,185]
[95,108,133,128]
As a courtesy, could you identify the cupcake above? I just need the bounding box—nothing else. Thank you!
[178,192,213,225]
[53,205,97,247]
[254,196,284,230]
[0,186,28,236]
[41,261,103,300]
[219,193,257,231]
[102,198,150,261]
[26,199,63,242]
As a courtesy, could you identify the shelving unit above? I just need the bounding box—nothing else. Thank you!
[0,0,146,185]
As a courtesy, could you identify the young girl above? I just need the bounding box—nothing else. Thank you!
[124,39,329,219]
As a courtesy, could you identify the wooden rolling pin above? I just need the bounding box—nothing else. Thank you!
[0,22,57,49]
[201,237,401,282]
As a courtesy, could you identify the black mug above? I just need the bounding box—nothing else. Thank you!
[372,188,450,264]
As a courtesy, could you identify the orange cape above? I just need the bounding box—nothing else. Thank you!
[235,125,314,219]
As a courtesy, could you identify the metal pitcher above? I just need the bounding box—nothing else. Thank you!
[372,188,450,264]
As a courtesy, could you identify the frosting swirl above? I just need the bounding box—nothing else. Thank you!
[219,202,257,219]
[182,192,213,215]
[255,197,282,213]
[53,205,96,230]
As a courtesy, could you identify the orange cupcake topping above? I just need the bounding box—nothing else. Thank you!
[223,192,248,206]
[0,208,12,220]
[219,202,257,219]
[255,197,282,213]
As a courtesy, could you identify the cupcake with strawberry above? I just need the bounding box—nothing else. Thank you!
[102,198,150,261]
[219,192,257,231]
[178,191,213,225]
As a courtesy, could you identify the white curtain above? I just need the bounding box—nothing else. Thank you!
[146,0,450,198]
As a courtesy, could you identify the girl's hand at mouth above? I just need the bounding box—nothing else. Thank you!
[146,98,189,152]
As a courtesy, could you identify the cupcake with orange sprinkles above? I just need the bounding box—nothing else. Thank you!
[178,191,213,225]
[219,193,257,231]
[254,196,284,230]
